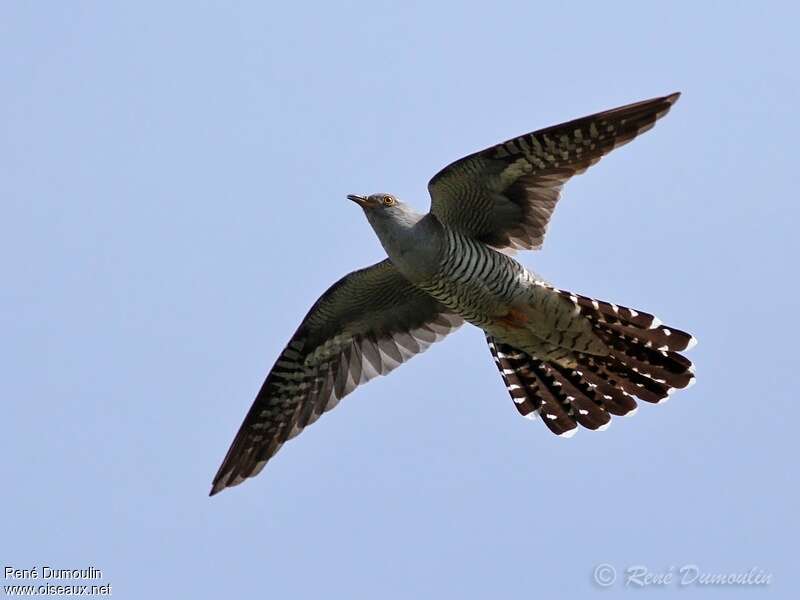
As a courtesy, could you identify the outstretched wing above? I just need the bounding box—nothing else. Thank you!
[210,259,462,495]
[428,93,680,251]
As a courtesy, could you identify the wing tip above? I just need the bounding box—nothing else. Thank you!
[665,91,682,105]
[209,475,229,497]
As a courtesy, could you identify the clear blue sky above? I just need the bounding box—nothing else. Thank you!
[3,2,797,598]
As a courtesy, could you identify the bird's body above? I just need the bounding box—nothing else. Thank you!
[412,227,602,362]
[210,92,696,496]
[362,208,603,363]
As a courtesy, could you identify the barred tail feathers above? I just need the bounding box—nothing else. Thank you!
[487,292,695,437]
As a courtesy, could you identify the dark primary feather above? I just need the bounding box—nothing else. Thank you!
[428,93,680,250]
[210,259,462,495]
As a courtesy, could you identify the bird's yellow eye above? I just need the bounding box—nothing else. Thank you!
[383,195,396,206]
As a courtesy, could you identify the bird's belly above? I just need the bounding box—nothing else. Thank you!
[415,242,537,328]
[419,276,520,327]
[419,271,558,355]
[415,237,602,360]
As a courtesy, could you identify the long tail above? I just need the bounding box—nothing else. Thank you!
[487,291,696,438]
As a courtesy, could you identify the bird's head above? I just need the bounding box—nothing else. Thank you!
[347,192,426,251]
[347,192,403,211]
[347,192,419,227]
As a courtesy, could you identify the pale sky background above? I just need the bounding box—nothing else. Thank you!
[3,2,798,598]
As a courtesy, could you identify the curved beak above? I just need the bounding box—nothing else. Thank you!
[347,194,372,208]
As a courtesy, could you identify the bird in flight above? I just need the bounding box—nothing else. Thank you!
[210,93,695,496]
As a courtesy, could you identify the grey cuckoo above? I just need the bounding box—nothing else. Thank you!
[210,92,696,496]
